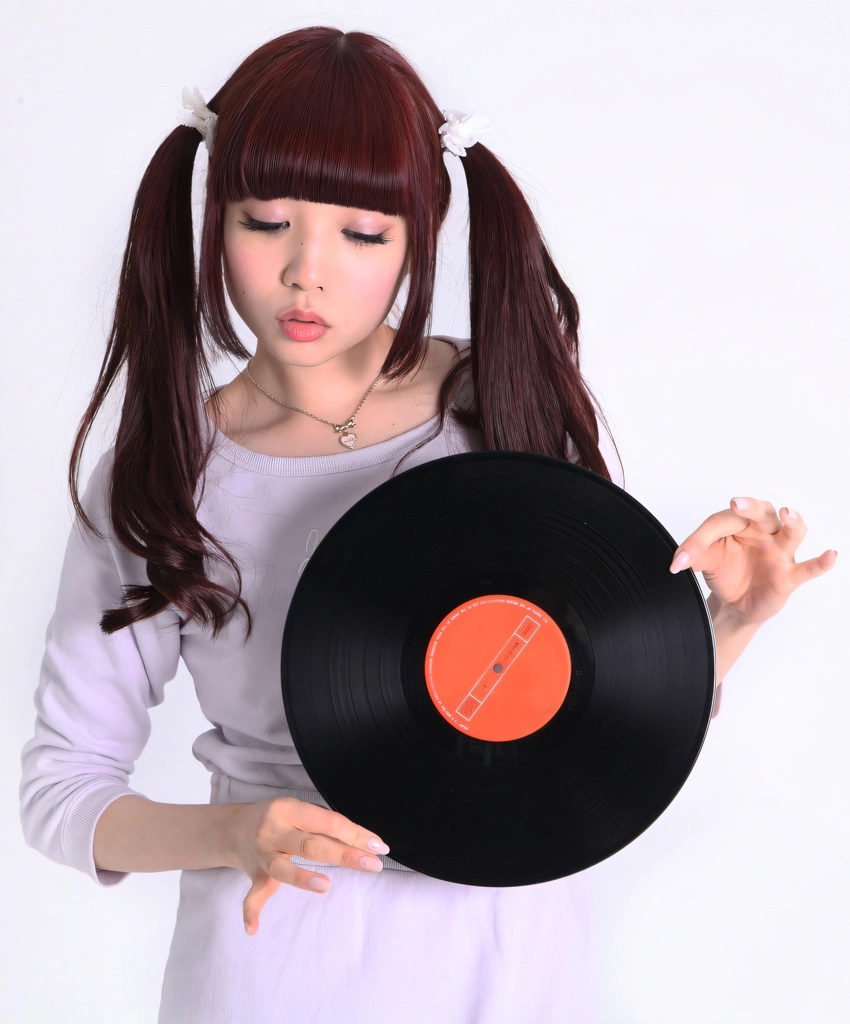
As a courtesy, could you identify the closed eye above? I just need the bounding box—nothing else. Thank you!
[239,217,390,246]
[345,230,391,247]
[239,217,284,233]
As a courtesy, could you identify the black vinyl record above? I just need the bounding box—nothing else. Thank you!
[280,451,716,887]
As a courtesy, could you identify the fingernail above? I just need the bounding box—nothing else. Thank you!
[670,551,690,573]
[733,497,749,510]
[367,839,390,854]
[359,855,383,872]
[786,507,799,520]
[245,921,253,934]
[309,876,331,892]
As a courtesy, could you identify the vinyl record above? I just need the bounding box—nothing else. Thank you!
[280,451,716,886]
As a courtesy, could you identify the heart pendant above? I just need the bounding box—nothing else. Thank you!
[340,432,357,449]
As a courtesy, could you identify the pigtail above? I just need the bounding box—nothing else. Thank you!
[68,120,254,641]
[67,26,623,640]
[457,141,622,482]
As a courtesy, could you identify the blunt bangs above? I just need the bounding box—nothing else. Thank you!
[209,37,435,219]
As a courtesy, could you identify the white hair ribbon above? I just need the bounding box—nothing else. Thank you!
[438,109,493,157]
[176,92,490,159]
[178,86,218,154]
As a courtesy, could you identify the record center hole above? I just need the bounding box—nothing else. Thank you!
[492,664,503,672]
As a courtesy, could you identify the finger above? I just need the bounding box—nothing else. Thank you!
[243,871,282,936]
[790,548,839,587]
[729,496,781,533]
[670,507,747,573]
[283,798,390,857]
[294,829,387,874]
[243,859,335,936]
[774,506,808,555]
[670,497,780,574]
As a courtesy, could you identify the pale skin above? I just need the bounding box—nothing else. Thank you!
[671,498,837,705]
[102,197,837,937]
[208,196,460,455]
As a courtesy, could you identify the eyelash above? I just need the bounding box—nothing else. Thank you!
[240,218,390,247]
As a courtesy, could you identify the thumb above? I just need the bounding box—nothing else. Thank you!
[243,871,281,936]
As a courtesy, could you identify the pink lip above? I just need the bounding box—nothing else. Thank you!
[279,319,328,342]
[278,308,329,327]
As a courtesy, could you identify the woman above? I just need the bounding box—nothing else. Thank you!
[18,26,836,1024]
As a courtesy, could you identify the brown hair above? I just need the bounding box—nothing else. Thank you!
[69,26,622,641]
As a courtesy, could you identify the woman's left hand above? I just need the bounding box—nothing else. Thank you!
[669,497,838,628]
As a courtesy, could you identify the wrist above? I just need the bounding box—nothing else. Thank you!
[214,802,248,870]
[707,592,762,685]
[706,592,753,630]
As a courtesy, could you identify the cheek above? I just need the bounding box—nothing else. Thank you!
[352,260,406,309]
[223,245,268,293]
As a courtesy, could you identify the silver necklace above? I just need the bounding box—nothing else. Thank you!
[244,360,384,450]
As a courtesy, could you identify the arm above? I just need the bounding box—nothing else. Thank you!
[93,795,242,873]
[707,591,762,719]
[672,497,836,722]
[19,449,183,886]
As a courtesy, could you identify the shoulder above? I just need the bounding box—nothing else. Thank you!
[203,379,244,439]
[78,447,116,519]
[430,335,472,386]
[431,335,471,356]
[428,336,476,419]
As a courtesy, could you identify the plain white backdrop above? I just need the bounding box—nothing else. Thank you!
[3,2,847,1022]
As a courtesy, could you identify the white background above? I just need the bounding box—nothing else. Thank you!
[2,2,847,1021]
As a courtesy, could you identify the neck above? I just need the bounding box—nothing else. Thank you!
[244,323,397,420]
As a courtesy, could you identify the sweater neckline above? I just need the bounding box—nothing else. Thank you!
[202,337,466,478]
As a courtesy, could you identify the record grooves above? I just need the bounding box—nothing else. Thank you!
[281,451,716,886]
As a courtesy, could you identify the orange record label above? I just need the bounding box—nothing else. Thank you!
[424,594,572,741]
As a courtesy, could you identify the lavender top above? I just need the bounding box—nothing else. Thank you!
[19,337,623,883]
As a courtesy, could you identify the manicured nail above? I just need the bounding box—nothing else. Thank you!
[733,497,749,510]
[359,856,383,872]
[786,507,799,520]
[670,551,690,573]
[367,839,390,854]
[309,876,331,892]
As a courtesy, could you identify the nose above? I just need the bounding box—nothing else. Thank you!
[281,227,325,292]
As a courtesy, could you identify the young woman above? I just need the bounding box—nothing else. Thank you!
[19,26,836,1024]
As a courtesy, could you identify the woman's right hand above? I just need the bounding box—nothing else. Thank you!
[225,796,391,935]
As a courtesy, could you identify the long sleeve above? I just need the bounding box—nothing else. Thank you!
[19,449,183,887]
